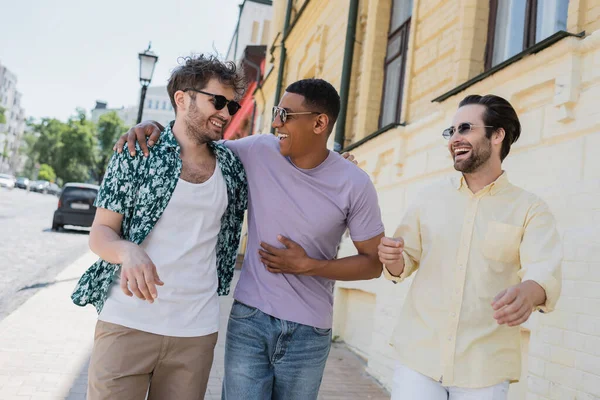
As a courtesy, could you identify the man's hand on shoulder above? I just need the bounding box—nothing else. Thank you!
[113,120,164,158]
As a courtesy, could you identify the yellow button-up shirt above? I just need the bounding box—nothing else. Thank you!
[384,172,562,388]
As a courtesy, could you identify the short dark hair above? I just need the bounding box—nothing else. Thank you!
[167,54,246,114]
[458,94,521,161]
[285,79,341,131]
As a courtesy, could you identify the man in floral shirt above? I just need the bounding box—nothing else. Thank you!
[71,54,247,399]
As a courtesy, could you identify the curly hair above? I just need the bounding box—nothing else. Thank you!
[167,54,246,114]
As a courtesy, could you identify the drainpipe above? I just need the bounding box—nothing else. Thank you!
[233,3,244,60]
[270,0,294,134]
[333,0,360,152]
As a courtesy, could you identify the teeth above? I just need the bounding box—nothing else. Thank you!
[278,134,289,140]
[210,119,223,128]
[454,148,470,155]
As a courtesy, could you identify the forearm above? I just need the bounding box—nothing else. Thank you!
[305,254,382,281]
[89,224,136,264]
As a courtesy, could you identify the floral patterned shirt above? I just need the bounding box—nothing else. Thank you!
[71,122,248,313]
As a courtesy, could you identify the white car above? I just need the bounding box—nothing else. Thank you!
[0,173,16,189]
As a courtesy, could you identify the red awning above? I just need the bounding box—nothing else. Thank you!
[224,81,257,140]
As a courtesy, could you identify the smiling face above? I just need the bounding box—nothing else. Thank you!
[447,104,495,174]
[271,91,326,158]
[178,78,236,144]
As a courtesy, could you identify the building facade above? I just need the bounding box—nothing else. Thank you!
[226,0,273,63]
[91,86,174,127]
[0,61,26,174]
[254,1,600,398]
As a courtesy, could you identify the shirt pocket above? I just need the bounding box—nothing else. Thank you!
[482,221,524,267]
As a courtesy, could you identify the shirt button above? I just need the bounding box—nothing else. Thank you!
[451,312,456,317]
[455,288,460,294]
[447,336,452,341]
[458,265,464,269]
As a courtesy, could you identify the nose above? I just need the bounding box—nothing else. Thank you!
[271,114,283,129]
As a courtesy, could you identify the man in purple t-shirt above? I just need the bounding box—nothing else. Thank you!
[119,79,384,399]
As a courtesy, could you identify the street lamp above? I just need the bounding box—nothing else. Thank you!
[136,43,159,124]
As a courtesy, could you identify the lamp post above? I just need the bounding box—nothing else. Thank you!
[136,43,159,124]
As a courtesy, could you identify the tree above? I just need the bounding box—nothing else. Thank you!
[0,106,6,124]
[55,111,98,183]
[37,164,56,182]
[96,111,127,180]
[26,111,98,184]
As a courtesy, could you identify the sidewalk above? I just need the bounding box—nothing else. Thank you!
[0,252,389,400]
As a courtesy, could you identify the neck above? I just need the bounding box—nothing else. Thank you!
[290,146,330,169]
[172,118,212,160]
[463,161,503,194]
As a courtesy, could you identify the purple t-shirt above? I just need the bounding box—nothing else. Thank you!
[223,134,384,329]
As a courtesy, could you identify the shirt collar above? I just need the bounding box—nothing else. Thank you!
[453,171,509,196]
[162,120,181,151]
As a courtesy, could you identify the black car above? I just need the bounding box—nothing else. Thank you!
[52,183,99,231]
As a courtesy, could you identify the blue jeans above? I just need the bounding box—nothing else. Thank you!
[222,300,332,400]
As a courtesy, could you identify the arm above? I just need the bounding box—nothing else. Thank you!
[91,152,163,302]
[260,234,383,281]
[492,200,562,326]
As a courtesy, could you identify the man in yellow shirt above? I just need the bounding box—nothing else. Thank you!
[378,94,562,400]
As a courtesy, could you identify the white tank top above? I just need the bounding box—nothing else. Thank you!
[99,163,228,337]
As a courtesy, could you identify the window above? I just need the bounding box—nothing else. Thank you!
[379,0,412,128]
[148,99,153,109]
[486,0,569,69]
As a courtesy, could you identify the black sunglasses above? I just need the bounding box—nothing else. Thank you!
[272,106,321,124]
[183,89,241,116]
[442,122,494,140]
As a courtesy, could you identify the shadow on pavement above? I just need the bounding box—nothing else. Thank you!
[18,277,80,291]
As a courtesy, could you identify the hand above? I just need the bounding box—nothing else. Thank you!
[259,235,312,275]
[113,120,164,157]
[120,245,164,303]
[492,281,546,326]
[341,152,358,165]
[378,236,404,266]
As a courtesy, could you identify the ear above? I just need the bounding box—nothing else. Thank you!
[174,90,187,113]
[492,128,505,146]
[313,114,330,136]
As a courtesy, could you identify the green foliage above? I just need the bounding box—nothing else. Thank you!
[96,111,127,180]
[0,106,6,124]
[37,164,56,182]
[22,109,127,184]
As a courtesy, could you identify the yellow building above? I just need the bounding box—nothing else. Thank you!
[251,0,600,398]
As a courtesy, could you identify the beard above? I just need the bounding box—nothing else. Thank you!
[184,101,222,145]
[453,139,492,173]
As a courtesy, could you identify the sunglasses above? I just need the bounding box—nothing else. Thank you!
[272,106,321,124]
[442,122,494,140]
[183,89,241,116]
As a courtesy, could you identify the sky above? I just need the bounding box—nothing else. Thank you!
[0,0,241,122]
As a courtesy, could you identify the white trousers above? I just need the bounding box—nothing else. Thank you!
[391,363,509,400]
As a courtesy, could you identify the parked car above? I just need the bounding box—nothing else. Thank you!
[30,180,50,193]
[0,173,16,189]
[47,182,61,196]
[52,183,99,231]
[15,177,30,190]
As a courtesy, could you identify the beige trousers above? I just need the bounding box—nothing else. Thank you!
[87,320,218,400]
